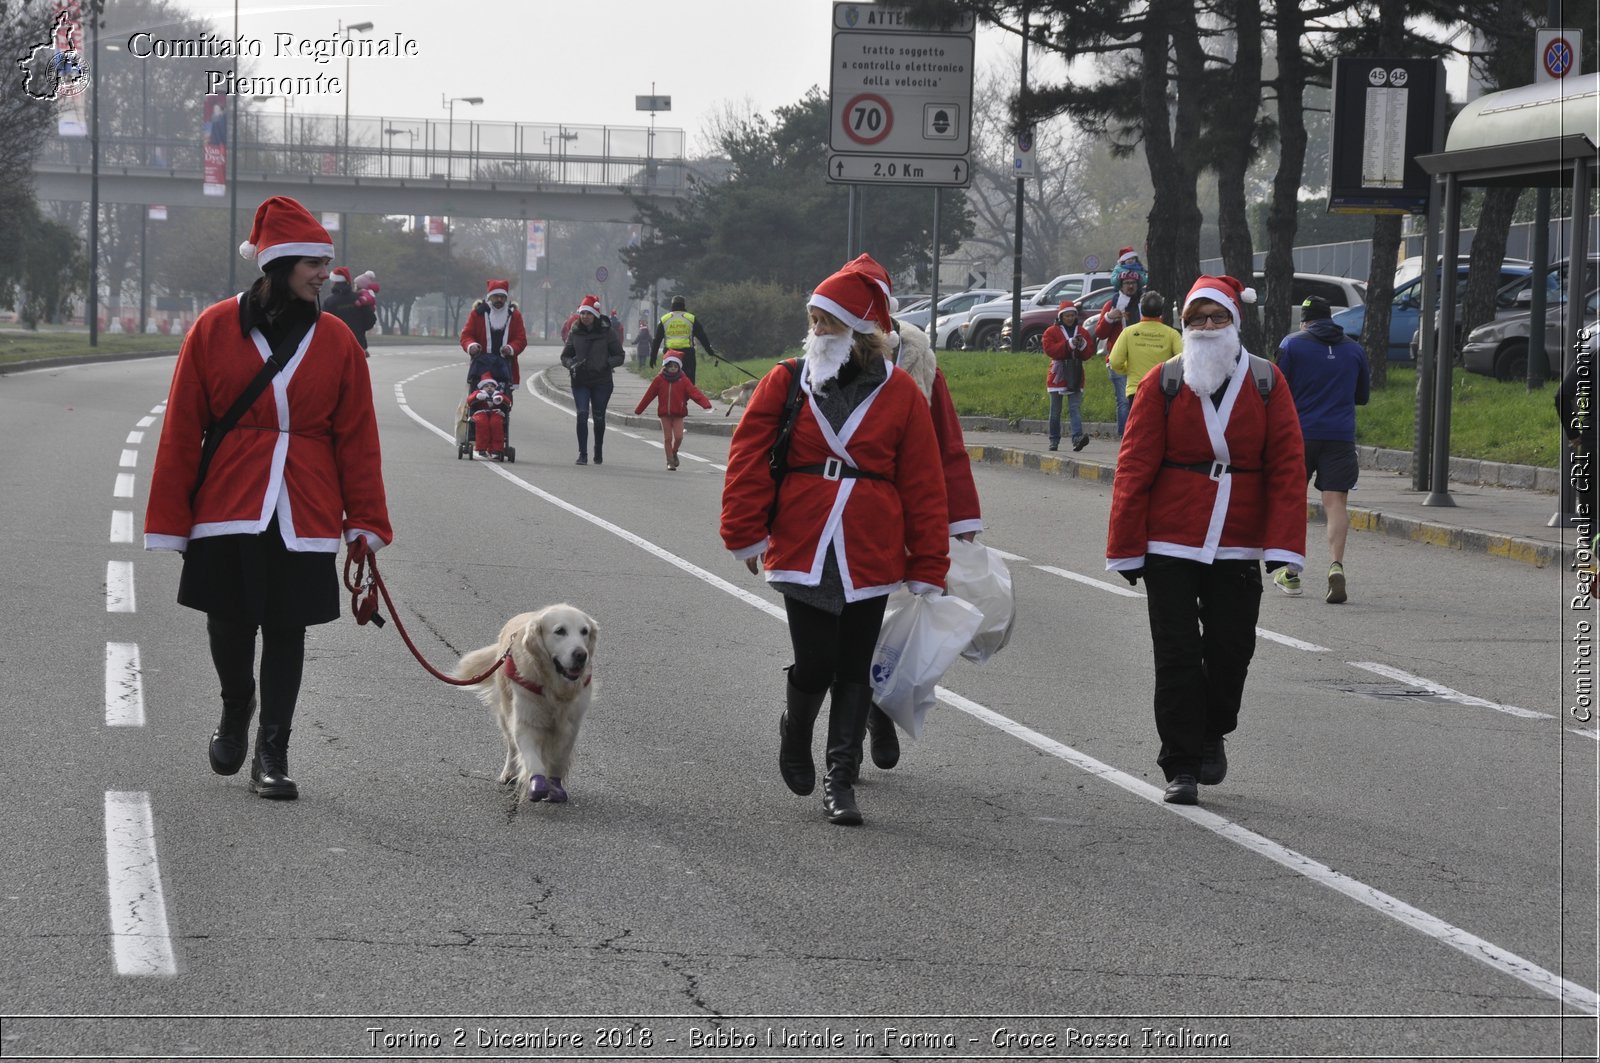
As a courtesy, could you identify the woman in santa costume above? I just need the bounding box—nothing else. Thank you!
[145,196,392,801]
[720,263,949,826]
[837,253,983,777]
[1106,274,1305,806]
[460,279,529,385]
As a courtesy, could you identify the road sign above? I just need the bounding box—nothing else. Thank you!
[1013,125,1036,178]
[828,2,975,186]
[595,266,609,283]
[635,95,672,111]
[1536,29,1582,82]
[828,153,969,186]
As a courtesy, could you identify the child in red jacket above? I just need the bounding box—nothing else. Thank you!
[634,353,711,469]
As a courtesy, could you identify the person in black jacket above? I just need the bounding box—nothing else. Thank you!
[559,294,626,465]
[321,267,376,353]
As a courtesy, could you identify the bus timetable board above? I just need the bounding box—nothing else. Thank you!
[1327,57,1446,215]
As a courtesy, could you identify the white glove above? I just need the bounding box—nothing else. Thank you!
[507,383,518,392]
[467,342,483,355]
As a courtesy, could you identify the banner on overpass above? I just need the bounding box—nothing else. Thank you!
[202,94,227,197]
[426,216,445,244]
[526,220,546,271]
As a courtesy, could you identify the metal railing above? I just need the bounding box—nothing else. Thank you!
[40,110,692,193]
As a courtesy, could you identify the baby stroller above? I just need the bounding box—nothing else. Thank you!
[456,375,516,462]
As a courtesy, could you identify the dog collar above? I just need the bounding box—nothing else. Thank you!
[502,651,590,695]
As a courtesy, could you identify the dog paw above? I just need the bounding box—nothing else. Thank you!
[528,774,550,802]
[547,777,568,804]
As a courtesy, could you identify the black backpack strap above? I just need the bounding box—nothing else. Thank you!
[765,359,805,529]
[1161,353,1272,412]
[190,338,298,505]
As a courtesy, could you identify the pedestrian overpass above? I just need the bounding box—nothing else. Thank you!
[33,108,698,222]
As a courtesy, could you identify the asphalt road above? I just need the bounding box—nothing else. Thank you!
[0,343,1594,1061]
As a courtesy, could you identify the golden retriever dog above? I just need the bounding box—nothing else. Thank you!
[719,379,758,407]
[456,605,598,803]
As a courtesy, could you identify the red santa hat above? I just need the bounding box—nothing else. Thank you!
[236,196,334,268]
[1117,247,1141,265]
[810,259,891,335]
[661,353,683,367]
[354,270,377,290]
[1183,274,1257,323]
[1056,299,1079,322]
[575,293,602,317]
[331,266,352,285]
[485,279,511,298]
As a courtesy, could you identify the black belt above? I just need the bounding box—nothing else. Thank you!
[1163,459,1259,480]
[789,457,889,482]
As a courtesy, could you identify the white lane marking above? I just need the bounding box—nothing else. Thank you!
[106,561,136,613]
[114,473,135,498]
[988,547,1028,562]
[103,792,177,977]
[1256,627,1331,653]
[937,683,1597,1014]
[105,643,145,727]
[110,510,134,544]
[125,431,144,444]
[1571,728,1600,742]
[136,416,156,428]
[1349,662,1553,720]
[119,449,139,468]
[1036,564,1145,599]
[150,404,165,414]
[517,367,729,470]
[394,373,1598,1012]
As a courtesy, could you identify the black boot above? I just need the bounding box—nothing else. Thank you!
[866,704,900,770]
[208,692,257,776]
[249,725,298,800]
[593,424,605,465]
[822,682,872,826]
[779,669,827,795]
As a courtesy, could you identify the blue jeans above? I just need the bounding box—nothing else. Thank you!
[572,376,614,456]
[1047,391,1083,447]
[1107,362,1129,437]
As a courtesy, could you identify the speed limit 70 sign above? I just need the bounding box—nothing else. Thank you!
[828,2,975,186]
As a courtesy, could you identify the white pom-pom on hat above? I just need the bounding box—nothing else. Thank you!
[239,241,257,260]
[1239,287,1258,305]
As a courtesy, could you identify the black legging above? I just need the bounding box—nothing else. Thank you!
[783,594,889,695]
[572,377,614,454]
[206,614,307,728]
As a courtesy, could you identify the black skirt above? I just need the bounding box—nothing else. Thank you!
[177,514,339,627]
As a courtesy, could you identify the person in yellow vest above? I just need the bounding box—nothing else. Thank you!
[650,294,717,384]
[1108,290,1183,399]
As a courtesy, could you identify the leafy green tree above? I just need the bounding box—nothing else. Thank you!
[624,88,973,298]
[0,208,86,327]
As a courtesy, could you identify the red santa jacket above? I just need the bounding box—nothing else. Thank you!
[893,321,982,538]
[634,371,712,417]
[1041,320,1093,391]
[460,301,528,384]
[145,296,392,554]
[1106,354,1306,571]
[721,360,950,600]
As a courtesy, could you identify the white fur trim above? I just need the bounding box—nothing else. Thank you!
[808,293,873,335]
[892,320,937,401]
[1118,249,1139,264]
[255,241,335,267]
[1184,285,1240,322]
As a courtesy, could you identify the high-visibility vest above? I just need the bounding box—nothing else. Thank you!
[660,310,695,349]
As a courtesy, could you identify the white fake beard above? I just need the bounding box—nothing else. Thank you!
[1181,323,1242,398]
[803,329,855,388]
[487,304,510,330]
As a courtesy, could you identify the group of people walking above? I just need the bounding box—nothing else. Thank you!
[141,194,1369,821]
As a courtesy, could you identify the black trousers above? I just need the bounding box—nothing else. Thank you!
[1141,555,1262,780]
[783,594,889,695]
[206,614,306,728]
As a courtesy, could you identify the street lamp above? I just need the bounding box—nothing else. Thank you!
[383,126,416,179]
[444,94,483,183]
[252,94,289,151]
[337,20,373,267]
[543,125,577,184]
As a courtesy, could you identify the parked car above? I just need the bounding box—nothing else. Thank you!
[1462,288,1599,381]
[1332,263,1534,363]
[998,284,1123,351]
[1394,254,1533,289]
[959,273,1113,350]
[1251,271,1366,311]
[1408,257,1600,362]
[898,288,1005,331]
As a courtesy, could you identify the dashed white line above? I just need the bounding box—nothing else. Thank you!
[1349,661,1553,720]
[105,561,136,613]
[125,431,144,445]
[988,547,1028,562]
[104,643,145,727]
[1256,627,1331,653]
[114,473,135,498]
[118,449,139,468]
[136,416,156,428]
[1035,563,1145,599]
[110,510,134,544]
[395,371,1598,1012]
[103,792,177,977]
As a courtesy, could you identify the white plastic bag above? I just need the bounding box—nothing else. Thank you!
[946,537,1016,663]
[869,588,983,740]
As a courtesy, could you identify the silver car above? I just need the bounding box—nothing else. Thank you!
[1461,288,1598,380]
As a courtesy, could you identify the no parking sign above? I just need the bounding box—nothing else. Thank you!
[1536,29,1583,82]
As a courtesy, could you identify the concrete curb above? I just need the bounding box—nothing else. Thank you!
[0,350,179,375]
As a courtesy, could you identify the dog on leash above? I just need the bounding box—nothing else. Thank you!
[456,605,598,803]
[719,379,758,407]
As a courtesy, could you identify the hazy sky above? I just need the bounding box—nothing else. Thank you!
[152,0,1031,149]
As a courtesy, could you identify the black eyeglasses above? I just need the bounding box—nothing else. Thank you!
[1183,311,1233,326]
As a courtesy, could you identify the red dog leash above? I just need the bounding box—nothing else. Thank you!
[343,538,504,687]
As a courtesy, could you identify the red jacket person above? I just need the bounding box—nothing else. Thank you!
[460,279,529,384]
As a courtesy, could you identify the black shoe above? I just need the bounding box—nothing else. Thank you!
[866,705,900,770]
[1047,442,1059,451]
[1199,737,1228,785]
[821,683,872,825]
[1072,435,1090,452]
[575,454,587,465]
[778,671,827,796]
[1163,774,1199,805]
[208,693,257,776]
[248,726,299,800]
